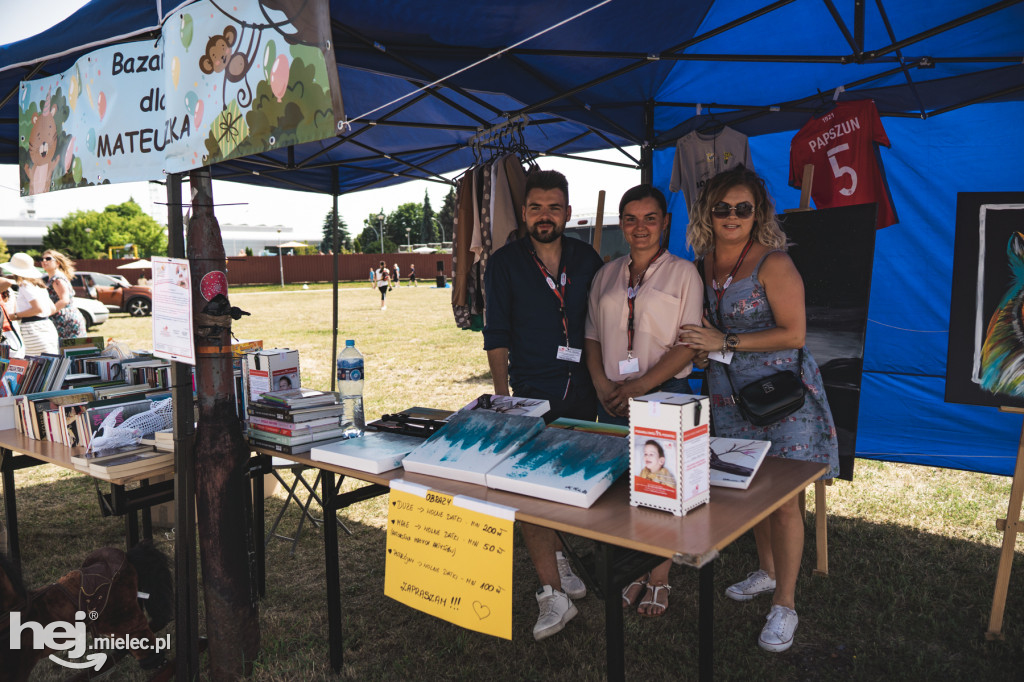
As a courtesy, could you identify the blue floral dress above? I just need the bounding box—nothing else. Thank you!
[706,251,839,479]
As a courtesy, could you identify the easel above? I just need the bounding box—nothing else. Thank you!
[786,163,830,576]
[986,406,1024,639]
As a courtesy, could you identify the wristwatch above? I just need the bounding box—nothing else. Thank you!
[725,333,739,351]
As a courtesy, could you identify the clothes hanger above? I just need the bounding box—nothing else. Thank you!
[697,106,725,136]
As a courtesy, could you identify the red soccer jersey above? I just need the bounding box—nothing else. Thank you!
[789,100,898,229]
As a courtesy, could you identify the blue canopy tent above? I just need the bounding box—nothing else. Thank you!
[2,0,1024,475]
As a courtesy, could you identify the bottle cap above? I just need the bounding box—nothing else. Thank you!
[345,339,355,346]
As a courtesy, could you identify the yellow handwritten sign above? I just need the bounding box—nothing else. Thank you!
[384,479,516,639]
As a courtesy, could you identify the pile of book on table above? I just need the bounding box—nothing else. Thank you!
[71,439,174,481]
[246,387,345,454]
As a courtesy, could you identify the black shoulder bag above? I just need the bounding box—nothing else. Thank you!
[698,257,806,426]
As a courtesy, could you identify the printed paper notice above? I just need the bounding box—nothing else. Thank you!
[151,256,195,365]
[384,481,515,639]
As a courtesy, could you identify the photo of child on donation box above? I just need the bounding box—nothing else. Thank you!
[636,439,677,496]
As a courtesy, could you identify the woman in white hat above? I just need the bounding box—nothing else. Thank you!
[2,252,58,355]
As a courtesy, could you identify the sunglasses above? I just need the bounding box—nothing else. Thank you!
[711,201,755,219]
[41,256,54,261]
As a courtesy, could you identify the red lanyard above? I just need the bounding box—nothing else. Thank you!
[528,249,570,344]
[626,247,665,355]
[711,237,754,306]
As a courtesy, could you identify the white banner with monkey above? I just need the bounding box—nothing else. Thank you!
[18,0,344,196]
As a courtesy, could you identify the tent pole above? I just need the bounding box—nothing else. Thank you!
[167,172,201,682]
[331,168,340,392]
[640,99,654,185]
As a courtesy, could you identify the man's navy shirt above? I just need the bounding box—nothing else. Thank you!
[483,235,604,402]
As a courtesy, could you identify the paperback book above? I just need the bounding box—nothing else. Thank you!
[708,437,772,489]
[246,426,346,446]
[246,403,344,423]
[258,387,338,408]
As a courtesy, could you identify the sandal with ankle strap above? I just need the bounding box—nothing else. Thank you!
[638,583,671,617]
[621,573,649,608]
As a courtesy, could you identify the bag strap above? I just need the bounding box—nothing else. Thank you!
[695,255,805,400]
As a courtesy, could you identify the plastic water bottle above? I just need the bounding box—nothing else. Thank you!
[337,340,365,438]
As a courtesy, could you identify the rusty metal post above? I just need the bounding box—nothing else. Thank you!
[187,168,260,678]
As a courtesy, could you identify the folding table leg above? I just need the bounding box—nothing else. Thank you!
[699,562,714,682]
[322,470,343,672]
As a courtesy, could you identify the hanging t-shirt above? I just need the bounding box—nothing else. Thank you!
[669,126,753,207]
[789,99,898,229]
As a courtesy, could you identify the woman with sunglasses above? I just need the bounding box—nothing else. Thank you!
[679,166,838,653]
[41,250,86,340]
[1,252,59,355]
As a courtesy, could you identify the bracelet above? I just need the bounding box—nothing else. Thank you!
[721,335,728,354]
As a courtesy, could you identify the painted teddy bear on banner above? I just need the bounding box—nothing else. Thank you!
[24,104,59,195]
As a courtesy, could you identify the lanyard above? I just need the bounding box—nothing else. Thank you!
[625,247,665,355]
[711,237,754,307]
[528,248,570,344]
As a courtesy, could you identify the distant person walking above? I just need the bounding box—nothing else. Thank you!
[375,261,391,310]
[369,267,376,288]
[409,264,417,286]
[393,263,401,287]
[41,249,87,340]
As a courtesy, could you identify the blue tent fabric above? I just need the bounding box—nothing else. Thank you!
[3,0,1024,475]
[657,100,1024,476]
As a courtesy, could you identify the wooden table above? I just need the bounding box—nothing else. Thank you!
[256,445,824,681]
[0,429,174,570]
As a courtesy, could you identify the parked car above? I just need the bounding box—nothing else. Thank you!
[74,296,109,329]
[72,271,153,317]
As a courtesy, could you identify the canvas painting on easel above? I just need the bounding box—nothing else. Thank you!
[946,192,1024,408]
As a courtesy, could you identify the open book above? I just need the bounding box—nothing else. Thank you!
[708,437,772,489]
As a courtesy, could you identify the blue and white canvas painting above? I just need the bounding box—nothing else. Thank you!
[311,431,424,474]
[485,428,629,508]
[401,411,545,484]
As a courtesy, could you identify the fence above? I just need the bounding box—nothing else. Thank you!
[75,253,454,286]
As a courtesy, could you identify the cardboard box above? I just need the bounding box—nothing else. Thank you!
[230,339,264,371]
[244,349,300,403]
[628,392,710,516]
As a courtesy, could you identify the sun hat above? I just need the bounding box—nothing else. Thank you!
[2,252,43,279]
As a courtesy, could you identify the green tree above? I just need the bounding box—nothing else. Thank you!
[436,187,456,244]
[354,225,396,254]
[320,209,352,253]
[43,199,167,259]
[384,202,422,249]
[420,189,435,244]
[0,237,8,264]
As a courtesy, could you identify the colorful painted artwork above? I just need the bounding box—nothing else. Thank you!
[946,193,1024,408]
[18,0,344,195]
[312,432,424,474]
[708,437,771,490]
[401,411,545,485]
[485,428,628,508]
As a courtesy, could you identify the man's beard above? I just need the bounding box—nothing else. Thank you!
[528,220,564,244]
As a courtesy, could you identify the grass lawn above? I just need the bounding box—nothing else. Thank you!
[10,283,1024,680]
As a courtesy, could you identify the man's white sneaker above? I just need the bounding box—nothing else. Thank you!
[725,569,776,601]
[555,551,587,600]
[533,585,578,641]
[759,604,798,652]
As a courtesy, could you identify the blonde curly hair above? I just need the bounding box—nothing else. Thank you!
[42,249,76,278]
[686,166,788,257]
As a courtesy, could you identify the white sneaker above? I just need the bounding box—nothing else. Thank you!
[759,604,798,652]
[533,585,577,641]
[555,551,586,600]
[725,569,776,601]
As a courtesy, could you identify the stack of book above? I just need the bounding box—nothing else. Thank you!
[0,354,74,397]
[71,443,173,481]
[246,388,344,454]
